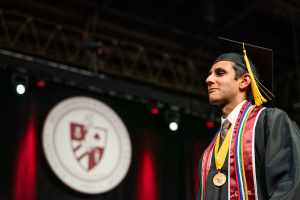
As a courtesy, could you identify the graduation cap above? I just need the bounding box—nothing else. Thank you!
[214,37,274,106]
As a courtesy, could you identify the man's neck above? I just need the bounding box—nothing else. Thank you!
[222,99,245,118]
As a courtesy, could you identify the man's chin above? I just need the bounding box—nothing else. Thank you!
[208,98,223,106]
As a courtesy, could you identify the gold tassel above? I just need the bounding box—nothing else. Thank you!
[242,43,274,106]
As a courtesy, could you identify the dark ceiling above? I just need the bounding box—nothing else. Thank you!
[1,0,300,114]
[2,0,300,54]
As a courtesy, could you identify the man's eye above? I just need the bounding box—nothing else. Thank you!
[216,71,225,76]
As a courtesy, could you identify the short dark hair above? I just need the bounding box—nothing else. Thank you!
[231,62,254,99]
[232,63,247,80]
[215,52,259,80]
[231,61,260,80]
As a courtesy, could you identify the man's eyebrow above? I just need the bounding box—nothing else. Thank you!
[215,67,226,71]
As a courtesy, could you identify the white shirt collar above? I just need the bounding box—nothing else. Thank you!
[221,100,247,126]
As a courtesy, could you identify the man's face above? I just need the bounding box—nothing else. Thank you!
[206,60,241,106]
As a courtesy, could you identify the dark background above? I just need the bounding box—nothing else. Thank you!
[1,0,300,119]
[0,70,212,200]
[1,0,300,199]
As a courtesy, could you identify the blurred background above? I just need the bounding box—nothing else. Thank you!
[1,0,300,199]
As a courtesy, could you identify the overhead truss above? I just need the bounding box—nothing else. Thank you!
[0,9,210,96]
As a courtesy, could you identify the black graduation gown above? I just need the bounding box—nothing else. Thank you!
[198,108,300,200]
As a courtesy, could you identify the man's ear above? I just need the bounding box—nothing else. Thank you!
[239,73,251,91]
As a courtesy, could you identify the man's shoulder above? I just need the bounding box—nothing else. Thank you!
[256,106,294,126]
[259,106,288,118]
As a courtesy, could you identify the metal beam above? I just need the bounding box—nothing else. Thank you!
[0,48,210,117]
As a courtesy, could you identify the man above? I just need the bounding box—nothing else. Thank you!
[198,42,300,200]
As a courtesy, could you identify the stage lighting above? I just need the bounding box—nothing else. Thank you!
[36,79,46,88]
[169,121,178,131]
[16,83,26,95]
[165,109,180,132]
[12,73,28,95]
[205,119,215,129]
[149,102,164,116]
[150,102,163,115]
[150,106,160,115]
[205,109,219,129]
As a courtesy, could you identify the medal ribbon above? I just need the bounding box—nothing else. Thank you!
[214,126,233,171]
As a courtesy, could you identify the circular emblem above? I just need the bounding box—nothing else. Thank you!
[42,96,132,194]
[213,172,227,187]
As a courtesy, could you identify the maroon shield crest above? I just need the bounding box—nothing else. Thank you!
[70,122,107,171]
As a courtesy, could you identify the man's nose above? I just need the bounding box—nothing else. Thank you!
[206,74,214,85]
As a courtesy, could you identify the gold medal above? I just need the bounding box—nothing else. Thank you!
[213,126,232,187]
[213,172,226,187]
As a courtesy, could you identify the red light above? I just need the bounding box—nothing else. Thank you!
[206,120,215,129]
[14,116,37,200]
[36,80,46,88]
[150,107,160,115]
[137,141,157,200]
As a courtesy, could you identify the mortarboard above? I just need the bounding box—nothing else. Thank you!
[213,37,274,106]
